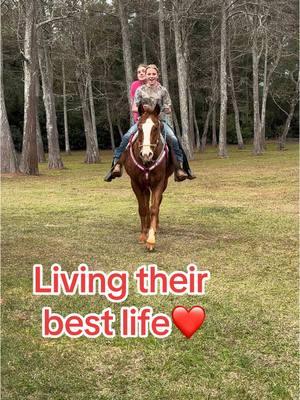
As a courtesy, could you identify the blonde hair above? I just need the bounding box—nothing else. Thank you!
[137,64,147,72]
[146,64,160,75]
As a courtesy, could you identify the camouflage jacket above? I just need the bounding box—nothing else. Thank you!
[134,83,172,121]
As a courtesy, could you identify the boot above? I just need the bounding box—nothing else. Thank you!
[167,145,188,182]
[187,169,196,180]
[175,163,188,182]
[177,139,196,180]
[111,163,122,178]
[104,160,123,182]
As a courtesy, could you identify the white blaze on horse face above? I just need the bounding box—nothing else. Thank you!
[141,117,154,160]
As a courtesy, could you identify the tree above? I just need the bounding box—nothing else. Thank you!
[2,0,298,158]
[172,0,193,159]
[244,1,287,154]
[1,30,19,173]
[62,58,71,154]
[117,0,133,118]
[20,0,39,175]
[35,75,46,162]
[227,25,244,149]
[38,12,64,169]
[76,68,100,163]
[218,0,228,158]
[71,5,100,164]
[158,0,172,126]
[275,68,299,150]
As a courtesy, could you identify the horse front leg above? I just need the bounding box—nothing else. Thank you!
[140,189,150,243]
[131,181,150,243]
[146,186,163,251]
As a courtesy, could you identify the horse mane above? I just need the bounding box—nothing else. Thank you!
[139,111,155,124]
[138,104,161,122]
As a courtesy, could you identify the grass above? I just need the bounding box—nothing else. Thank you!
[1,143,299,400]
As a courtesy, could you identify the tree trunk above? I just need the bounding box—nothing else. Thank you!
[172,108,181,138]
[159,0,169,91]
[159,0,174,129]
[184,37,194,149]
[1,57,19,172]
[35,74,45,162]
[62,59,70,154]
[36,113,45,163]
[260,39,282,150]
[117,0,133,119]
[212,104,217,146]
[78,16,100,163]
[211,23,218,148]
[260,38,268,148]
[38,27,64,169]
[228,34,244,149]
[20,0,39,175]
[278,97,298,150]
[106,97,115,151]
[172,1,192,159]
[139,5,147,64]
[218,1,228,158]
[188,87,195,149]
[201,104,213,152]
[252,38,263,155]
[88,74,97,144]
[194,108,200,150]
[83,27,97,144]
[77,71,100,163]
[117,119,123,139]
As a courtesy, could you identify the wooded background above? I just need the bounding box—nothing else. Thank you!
[1,0,299,175]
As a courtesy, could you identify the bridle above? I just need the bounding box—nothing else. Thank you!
[128,119,168,181]
[137,138,160,151]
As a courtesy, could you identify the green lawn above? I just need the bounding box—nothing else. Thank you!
[1,143,299,399]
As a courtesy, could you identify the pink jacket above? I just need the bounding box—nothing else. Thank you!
[130,80,142,122]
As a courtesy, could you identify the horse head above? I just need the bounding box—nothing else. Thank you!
[137,104,161,164]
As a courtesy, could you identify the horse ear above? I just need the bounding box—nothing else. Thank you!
[153,104,160,116]
[138,103,144,116]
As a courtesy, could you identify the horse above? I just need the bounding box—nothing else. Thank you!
[123,104,174,251]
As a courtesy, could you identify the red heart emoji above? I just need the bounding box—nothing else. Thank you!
[172,306,206,338]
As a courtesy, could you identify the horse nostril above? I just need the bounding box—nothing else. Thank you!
[140,149,153,161]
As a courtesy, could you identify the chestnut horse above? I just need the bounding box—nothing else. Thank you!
[123,105,174,251]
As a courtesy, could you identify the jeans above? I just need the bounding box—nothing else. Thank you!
[114,122,183,163]
[163,123,183,163]
[114,123,137,161]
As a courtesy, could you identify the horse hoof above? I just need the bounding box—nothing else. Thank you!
[146,243,155,251]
